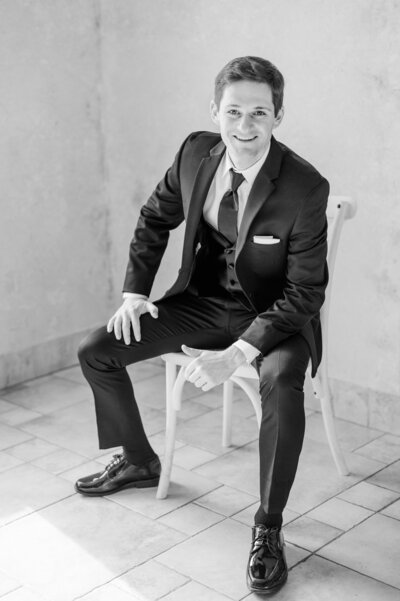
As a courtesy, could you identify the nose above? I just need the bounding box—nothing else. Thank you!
[237,114,252,133]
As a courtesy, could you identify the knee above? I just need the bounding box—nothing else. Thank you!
[77,327,108,368]
[77,334,94,367]
[259,358,306,395]
[259,364,290,394]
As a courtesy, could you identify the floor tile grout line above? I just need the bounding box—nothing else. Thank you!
[158,576,235,600]
[0,492,77,531]
[0,585,22,599]
[313,551,400,592]
[70,547,199,601]
[0,397,93,435]
[88,552,193,599]
[0,378,89,399]
[151,476,260,522]
[55,365,165,386]
[350,432,387,453]
[300,500,393,557]
[1,435,100,470]
[283,478,400,550]
[307,408,400,438]
[302,494,375,521]
[0,451,90,478]
[336,491,400,514]
[192,501,256,519]
[0,357,165,395]
[153,515,232,554]
[287,456,400,519]
[104,481,227,524]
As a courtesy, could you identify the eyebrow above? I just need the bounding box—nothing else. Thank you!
[226,103,272,110]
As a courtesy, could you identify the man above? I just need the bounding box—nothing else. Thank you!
[77,56,329,594]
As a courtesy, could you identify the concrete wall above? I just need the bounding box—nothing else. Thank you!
[0,1,115,386]
[1,1,399,431]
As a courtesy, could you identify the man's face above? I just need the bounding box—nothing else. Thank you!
[210,80,284,169]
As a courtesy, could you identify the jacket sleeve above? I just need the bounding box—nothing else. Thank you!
[239,178,329,355]
[122,138,189,296]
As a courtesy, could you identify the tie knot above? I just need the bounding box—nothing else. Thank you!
[230,169,245,194]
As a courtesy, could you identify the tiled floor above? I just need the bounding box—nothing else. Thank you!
[0,359,400,600]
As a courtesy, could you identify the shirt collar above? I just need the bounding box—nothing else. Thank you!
[223,142,271,188]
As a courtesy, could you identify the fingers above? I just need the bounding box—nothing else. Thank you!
[113,313,123,341]
[107,300,159,345]
[185,362,215,391]
[130,302,158,342]
[107,314,116,333]
[122,312,132,345]
[130,309,141,343]
[190,372,214,391]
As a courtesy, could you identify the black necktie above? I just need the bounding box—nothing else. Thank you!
[218,169,245,243]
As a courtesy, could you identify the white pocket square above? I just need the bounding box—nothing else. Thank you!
[253,235,280,245]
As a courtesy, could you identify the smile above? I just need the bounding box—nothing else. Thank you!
[233,135,257,142]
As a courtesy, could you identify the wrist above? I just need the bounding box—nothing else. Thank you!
[122,292,148,301]
[225,344,247,367]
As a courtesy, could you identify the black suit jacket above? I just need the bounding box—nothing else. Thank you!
[123,132,329,376]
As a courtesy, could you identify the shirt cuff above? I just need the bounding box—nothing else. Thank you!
[122,292,148,301]
[233,339,261,364]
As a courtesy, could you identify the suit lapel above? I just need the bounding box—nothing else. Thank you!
[236,136,284,258]
[182,140,225,263]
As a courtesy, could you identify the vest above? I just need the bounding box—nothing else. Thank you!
[188,218,252,310]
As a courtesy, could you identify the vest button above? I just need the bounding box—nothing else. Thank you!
[228,263,234,269]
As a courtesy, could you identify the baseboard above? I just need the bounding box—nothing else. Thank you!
[0,327,96,391]
[305,376,400,436]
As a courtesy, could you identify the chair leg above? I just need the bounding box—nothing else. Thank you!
[311,374,350,476]
[157,362,177,499]
[230,376,262,428]
[222,380,234,447]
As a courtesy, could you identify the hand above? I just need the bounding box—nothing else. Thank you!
[182,344,246,391]
[107,298,158,344]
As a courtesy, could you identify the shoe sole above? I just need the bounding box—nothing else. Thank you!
[74,477,160,496]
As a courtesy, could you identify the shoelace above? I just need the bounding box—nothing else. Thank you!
[105,453,126,472]
[253,527,281,556]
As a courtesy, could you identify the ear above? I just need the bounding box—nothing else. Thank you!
[273,106,284,129]
[210,99,220,126]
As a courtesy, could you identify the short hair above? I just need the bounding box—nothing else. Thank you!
[214,56,284,115]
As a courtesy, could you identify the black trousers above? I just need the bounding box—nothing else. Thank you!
[78,292,310,515]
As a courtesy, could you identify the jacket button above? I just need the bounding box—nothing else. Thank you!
[229,279,236,286]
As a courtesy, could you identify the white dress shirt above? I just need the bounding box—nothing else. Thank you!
[124,143,271,364]
[203,143,270,231]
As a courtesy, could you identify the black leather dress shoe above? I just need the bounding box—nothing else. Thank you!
[74,453,161,496]
[246,524,288,594]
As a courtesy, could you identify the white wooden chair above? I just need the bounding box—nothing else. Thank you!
[157,195,357,499]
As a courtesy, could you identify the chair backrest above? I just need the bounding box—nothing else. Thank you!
[321,195,357,345]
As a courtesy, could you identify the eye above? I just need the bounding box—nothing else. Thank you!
[253,110,267,117]
[227,109,240,116]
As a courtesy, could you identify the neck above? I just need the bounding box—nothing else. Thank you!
[229,156,257,171]
[228,147,269,171]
